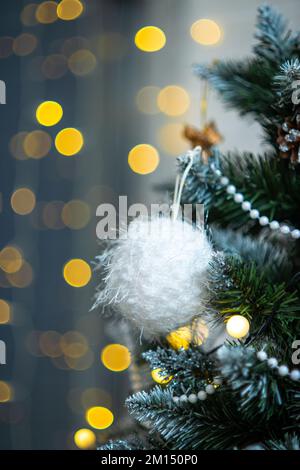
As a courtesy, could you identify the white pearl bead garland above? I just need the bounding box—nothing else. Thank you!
[210,164,300,239]
[172,378,222,405]
[257,350,300,381]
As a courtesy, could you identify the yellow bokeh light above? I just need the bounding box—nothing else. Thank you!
[74,428,96,449]
[101,344,131,372]
[0,381,12,403]
[36,1,58,24]
[136,86,160,115]
[20,4,38,26]
[6,261,33,288]
[0,299,11,324]
[68,49,97,76]
[11,188,36,215]
[226,315,250,339]
[62,200,90,229]
[157,85,190,117]
[86,406,114,430]
[39,330,62,358]
[13,33,38,56]
[135,26,166,52]
[9,132,29,160]
[190,19,222,46]
[57,0,84,21]
[61,331,88,358]
[158,122,189,156]
[42,54,68,80]
[151,368,173,385]
[55,128,84,156]
[36,101,63,127]
[63,258,91,287]
[0,246,23,274]
[128,144,159,175]
[24,130,52,159]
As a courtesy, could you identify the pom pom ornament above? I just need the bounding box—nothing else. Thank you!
[95,148,214,337]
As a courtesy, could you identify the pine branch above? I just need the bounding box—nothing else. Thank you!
[209,255,300,350]
[98,436,151,450]
[210,227,292,283]
[179,150,300,233]
[194,59,275,118]
[143,347,215,394]
[254,5,300,64]
[263,433,300,450]
[194,6,300,143]
[274,58,300,109]
[126,385,269,450]
[217,346,296,420]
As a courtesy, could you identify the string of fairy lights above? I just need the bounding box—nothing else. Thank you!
[0,0,225,450]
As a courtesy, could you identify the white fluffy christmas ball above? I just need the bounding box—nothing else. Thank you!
[95,216,214,337]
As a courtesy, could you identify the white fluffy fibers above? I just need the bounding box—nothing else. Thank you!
[95,216,214,337]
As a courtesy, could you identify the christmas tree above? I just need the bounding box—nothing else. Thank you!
[97,5,300,451]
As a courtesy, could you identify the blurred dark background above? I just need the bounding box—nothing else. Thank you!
[0,0,298,450]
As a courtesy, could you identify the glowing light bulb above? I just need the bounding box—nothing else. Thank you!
[74,428,96,449]
[226,315,250,339]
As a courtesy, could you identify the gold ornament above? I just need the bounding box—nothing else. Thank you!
[166,319,209,351]
[151,368,173,384]
[184,77,222,162]
[166,326,191,350]
[184,121,222,160]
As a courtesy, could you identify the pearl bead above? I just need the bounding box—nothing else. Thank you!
[257,351,268,361]
[234,193,244,203]
[291,229,300,239]
[180,394,188,403]
[205,384,215,395]
[214,169,222,177]
[259,216,269,226]
[173,396,179,403]
[270,220,280,230]
[241,201,251,211]
[280,225,290,234]
[278,365,289,376]
[226,185,236,195]
[250,209,260,219]
[188,393,197,404]
[197,391,207,401]
[268,358,278,368]
[220,176,229,186]
[290,370,300,381]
